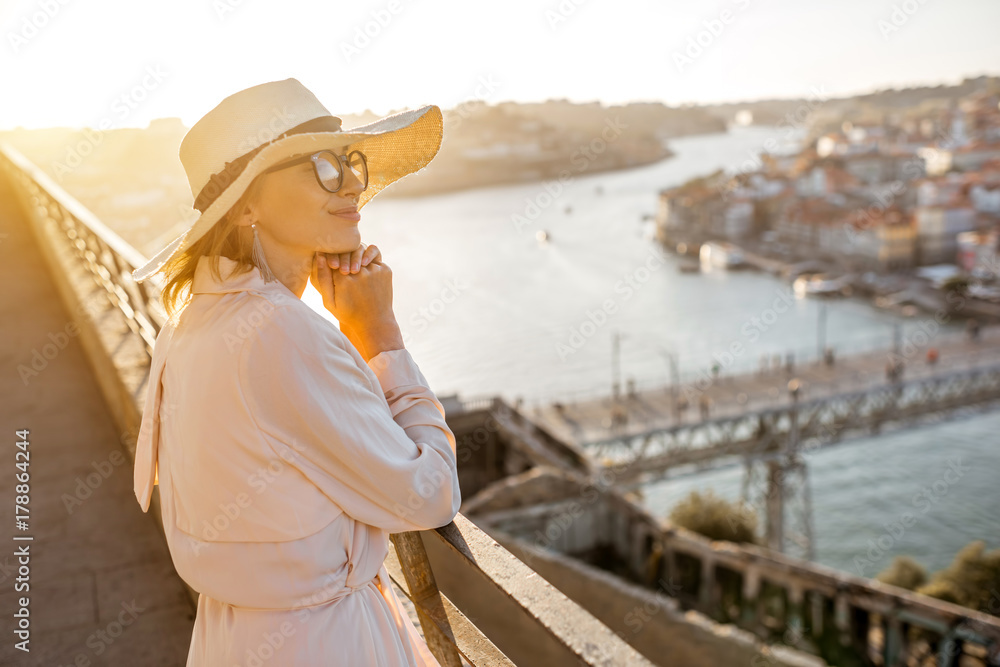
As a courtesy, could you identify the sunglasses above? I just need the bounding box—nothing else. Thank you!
[260,149,369,193]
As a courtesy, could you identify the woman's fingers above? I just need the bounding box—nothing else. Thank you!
[321,243,378,273]
[349,243,379,271]
[362,243,381,266]
[351,246,363,273]
[323,251,352,273]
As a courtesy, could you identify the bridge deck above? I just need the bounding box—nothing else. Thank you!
[532,324,1000,447]
[0,174,195,665]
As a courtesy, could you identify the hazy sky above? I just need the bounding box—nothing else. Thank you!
[1,0,997,131]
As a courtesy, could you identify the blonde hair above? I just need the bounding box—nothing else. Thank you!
[158,176,266,323]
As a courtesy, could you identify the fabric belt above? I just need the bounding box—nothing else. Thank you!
[212,563,392,612]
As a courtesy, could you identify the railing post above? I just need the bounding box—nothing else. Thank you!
[786,583,804,647]
[847,601,871,656]
[389,532,463,667]
[741,565,761,631]
[937,629,962,667]
[809,590,824,640]
[699,554,717,613]
[883,611,902,666]
[664,545,678,595]
[834,593,851,646]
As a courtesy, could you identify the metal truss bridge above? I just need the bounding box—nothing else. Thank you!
[530,328,1000,559]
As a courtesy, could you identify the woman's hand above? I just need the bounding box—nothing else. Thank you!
[321,243,381,275]
[310,243,404,361]
[311,244,376,354]
[311,243,379,353]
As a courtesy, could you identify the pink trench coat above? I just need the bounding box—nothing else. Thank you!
[133,255,460,666]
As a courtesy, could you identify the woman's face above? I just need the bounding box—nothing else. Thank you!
[250,147,365,256]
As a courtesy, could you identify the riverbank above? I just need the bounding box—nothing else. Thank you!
[663,233,1000,325]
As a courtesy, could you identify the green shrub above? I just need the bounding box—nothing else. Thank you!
[668,490,758,544]
[915,578,964,606]
[916,541,1000,615]
[876,556,928,591]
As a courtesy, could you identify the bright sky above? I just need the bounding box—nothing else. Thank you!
[0,0,998,131]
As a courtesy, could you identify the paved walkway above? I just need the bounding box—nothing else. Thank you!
[0,173,195,666]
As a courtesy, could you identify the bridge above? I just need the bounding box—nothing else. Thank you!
[3,138,999,666]
[529,325,1000,559]
[532,329,1000,463]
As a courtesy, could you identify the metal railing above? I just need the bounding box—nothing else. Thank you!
[0,142,166,357]
[520,326,984,410]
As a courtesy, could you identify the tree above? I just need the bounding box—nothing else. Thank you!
[916,541,1000,615]
[668,490,758,544]
[941,275,970,296]
[876,555,928,591]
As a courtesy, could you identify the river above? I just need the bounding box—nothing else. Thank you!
[302,125,999,578]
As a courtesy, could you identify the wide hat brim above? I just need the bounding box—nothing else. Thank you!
[131,103,442,283]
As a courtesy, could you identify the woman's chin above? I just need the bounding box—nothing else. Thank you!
[320,230,361,254]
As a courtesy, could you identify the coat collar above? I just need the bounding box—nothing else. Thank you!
[192,254,294,297]
[135,255,294,512]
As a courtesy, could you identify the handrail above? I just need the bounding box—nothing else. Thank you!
[385,534,515,666]
[418,513,655,666]
[0,142,166,357]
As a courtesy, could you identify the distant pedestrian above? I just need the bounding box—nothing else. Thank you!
[611,402,628,430]
[927,348,939,365]
[676,396,689,422]
[967,318,981,341]
[699,394,712,420]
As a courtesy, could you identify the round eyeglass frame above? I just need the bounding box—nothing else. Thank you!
[260,149,368,193]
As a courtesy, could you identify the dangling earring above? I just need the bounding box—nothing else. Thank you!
[250,222,277,283]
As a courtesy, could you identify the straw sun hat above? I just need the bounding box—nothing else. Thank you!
[130,77,443,283]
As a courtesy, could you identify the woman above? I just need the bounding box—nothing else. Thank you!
[130,78,460,666]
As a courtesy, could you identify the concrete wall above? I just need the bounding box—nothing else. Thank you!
[482,529,825,667]
[419,524,646,667]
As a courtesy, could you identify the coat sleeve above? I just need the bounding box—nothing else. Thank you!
[239,305,461,533]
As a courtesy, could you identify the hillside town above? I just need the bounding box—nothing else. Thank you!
[0,98,729,259]
[655,85,1000,318]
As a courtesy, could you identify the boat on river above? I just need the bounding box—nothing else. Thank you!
[699,241,746,269]
[793,273,852,297]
